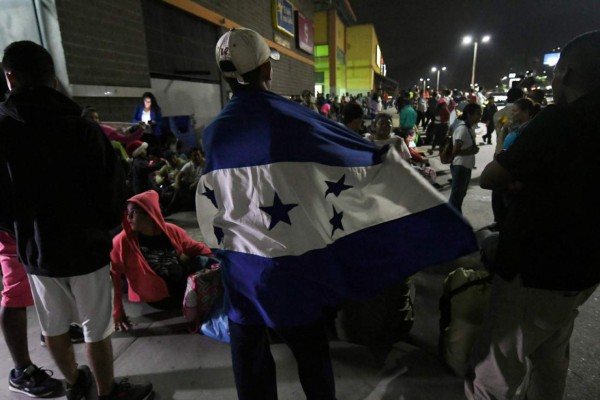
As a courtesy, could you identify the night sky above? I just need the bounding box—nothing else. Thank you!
[347,0,600,92]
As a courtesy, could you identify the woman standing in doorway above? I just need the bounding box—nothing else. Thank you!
[132,91,163,148]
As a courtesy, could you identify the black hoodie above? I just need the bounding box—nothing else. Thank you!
[0,86,126,277]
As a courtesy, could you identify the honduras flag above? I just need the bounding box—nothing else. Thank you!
[196,91,477,328]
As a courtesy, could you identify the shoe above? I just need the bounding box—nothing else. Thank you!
[102,379,153,400]
[9,364,63,398]
[41,324,85,347]
[65,365,93,400]
[68,324,85,343]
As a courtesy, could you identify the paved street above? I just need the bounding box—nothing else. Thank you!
[0,113,598,399]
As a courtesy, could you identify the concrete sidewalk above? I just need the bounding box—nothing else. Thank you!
[1,122,598,399]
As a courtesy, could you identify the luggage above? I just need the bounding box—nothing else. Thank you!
[200,292,230,343]
[438,267,493,376]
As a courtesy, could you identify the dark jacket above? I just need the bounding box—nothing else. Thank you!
[482,103,498,123]
[0,86,126,277]
[496,91,600,290]
[0,163,14,233]
[132,104,162,136]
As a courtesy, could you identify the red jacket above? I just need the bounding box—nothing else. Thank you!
[110,190,212,320]
[100,124,143,145]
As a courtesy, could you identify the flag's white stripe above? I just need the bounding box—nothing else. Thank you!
[197,148,446,257]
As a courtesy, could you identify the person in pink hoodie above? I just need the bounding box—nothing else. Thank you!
[81,106,145,162]
[110,190,213,331]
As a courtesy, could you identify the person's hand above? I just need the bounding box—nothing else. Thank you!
[114,315,133,331]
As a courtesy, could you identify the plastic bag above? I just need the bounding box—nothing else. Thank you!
[200,292,230,343]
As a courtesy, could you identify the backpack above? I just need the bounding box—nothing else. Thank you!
[182,263,224,330]
[439,135,454,164]
[438,267,493,377]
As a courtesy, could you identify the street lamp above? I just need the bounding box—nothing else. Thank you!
[463,35,490,89]
[431,66,446,92]
[419,78,430,92]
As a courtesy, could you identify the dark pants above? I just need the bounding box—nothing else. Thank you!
[229,318,336,400]
[416,111,426,128]
[482,121,495,144]
[449,164,472,214]
[430,123,448,151]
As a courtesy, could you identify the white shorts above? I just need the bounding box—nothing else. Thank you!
[28,265,114,343]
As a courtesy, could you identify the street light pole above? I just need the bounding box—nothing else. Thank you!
[419,78,430,92]
[470,41,478,89]
[431,66,447,92]
[463,35,490,89]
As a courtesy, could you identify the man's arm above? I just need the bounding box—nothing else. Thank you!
[480,159,513,190]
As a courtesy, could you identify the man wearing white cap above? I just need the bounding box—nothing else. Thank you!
[197,27,479,400]
[205,27,336,400]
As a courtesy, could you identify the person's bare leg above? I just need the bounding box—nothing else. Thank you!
[0,306,32,368]
[87,336,115,396]
[45,332,78,383]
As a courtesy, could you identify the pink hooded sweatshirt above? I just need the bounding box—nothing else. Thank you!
[100,124,143,145]
[110,190,212,320]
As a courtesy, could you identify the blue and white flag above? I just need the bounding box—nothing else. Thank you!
[196,91,477,328]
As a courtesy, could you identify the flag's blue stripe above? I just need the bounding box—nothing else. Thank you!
[216,203,477,328]
[202,91,384,174]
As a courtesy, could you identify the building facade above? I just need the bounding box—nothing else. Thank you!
[1,0,317,138]
[312,2,396,98]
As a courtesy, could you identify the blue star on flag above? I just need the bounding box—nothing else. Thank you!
[329,205,344,237]
[202,184,217,208]
[259,193,298,231]
[325,174,353,197]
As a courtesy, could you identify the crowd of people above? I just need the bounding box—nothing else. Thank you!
[1,26,599,400]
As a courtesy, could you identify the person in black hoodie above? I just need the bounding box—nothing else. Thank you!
[0,91,63,395]
[0,41,153,400]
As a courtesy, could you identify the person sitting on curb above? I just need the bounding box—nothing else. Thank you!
[110,190,214,331]
[82,106,144,146]
[340,101,365,134]
[154,150,187,210]
[126,140,165,196]
[164,147,204,214]
[365,113,412,161]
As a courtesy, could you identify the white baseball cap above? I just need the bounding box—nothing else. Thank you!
[215,28,280,84]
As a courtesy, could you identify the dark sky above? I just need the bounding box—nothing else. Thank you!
[347,0,599,92]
